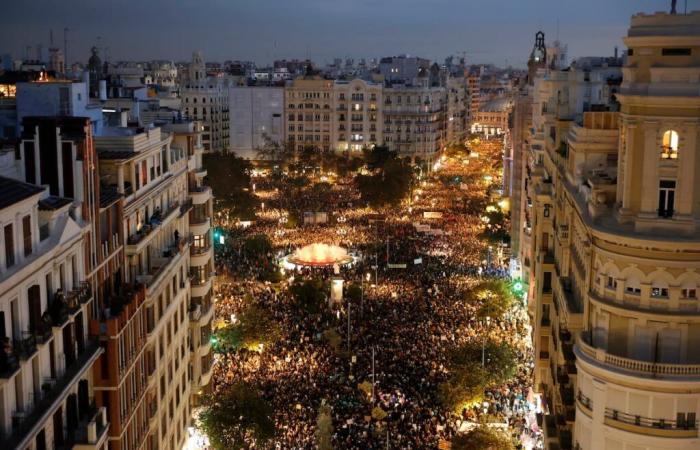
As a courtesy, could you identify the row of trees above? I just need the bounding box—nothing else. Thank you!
[439,279,520,450]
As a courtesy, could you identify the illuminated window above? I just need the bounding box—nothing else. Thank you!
[661,130,679,159]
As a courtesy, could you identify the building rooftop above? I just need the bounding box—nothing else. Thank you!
[479,97,510,112]
[38,196,72,211]
[0,175,44,210]
[97,149,137,161]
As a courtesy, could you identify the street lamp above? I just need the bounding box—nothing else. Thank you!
[482,315,491,367]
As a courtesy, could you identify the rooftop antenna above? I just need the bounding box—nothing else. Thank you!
[556,18,560,42]
[50,29,54,46]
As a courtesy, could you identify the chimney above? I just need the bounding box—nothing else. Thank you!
[614,46,618,59]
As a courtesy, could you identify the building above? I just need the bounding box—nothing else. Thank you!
[445,73,469,145]
[16,79,104,136]
[378,55,431,84]
[284,76,335,153]
[0,116,112,450]
[229,86,284,159]
[471,97,511,137]
[332,79,383,153]
[93,120,213,450]
[383,81,446,164]
[181,52,231,152]
[518,10,700,450]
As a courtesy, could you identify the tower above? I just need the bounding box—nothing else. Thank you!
[527,31,547,84]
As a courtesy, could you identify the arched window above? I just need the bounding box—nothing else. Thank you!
[661,130,679,159]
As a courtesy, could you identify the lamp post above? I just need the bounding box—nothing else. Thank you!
[371,346,376,404]
[482,315,491,367]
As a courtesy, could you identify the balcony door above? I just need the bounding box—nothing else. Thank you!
[658,328,681,363]
[632,326,653,362]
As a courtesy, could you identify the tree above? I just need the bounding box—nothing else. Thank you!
[255,133,293,163]
[439,341,518,413]
[214,305,281,353]
[451,426,515,450]
[345,283,362,303]
[464,279,516,320]
[356,155,413,207]
[244,234,273,257]
[199,382,275,450]
[363,145,396,171]
[290,278,327,314]
[315,403,334,450]
[438,364,488,413]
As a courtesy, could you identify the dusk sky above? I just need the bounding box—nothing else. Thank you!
[1,0,670,67]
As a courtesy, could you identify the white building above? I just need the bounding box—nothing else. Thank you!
[229,87,284,159]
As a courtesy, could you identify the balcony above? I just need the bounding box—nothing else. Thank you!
[90,285,146,339]
[4,339,102,450]
[189,304,201,321]
[190,244,212,267]
[576,332,700,378]
[576,390,593,418]
[190,185,212,205]
[70,403,109,449]
[136,239,188,289]
[126,202,181,254]
[604,408,698,438]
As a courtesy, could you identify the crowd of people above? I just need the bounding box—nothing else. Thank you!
[208,140,544,449]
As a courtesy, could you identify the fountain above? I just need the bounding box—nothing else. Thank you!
[286,243,354,268]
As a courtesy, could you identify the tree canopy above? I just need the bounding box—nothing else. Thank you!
[290,278,327,314]
[356,146,413,207]
[464,279,516,320]
[199,382,275,450]
[451,426,515,450]
[213,305,281,353]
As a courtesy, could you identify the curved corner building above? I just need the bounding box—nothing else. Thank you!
[575,11,700,450]
[520,10,700,450]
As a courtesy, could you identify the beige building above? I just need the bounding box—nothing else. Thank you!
[382,83,446,164]
[283,75,445,163]
[333,79,383,153]
[520,10,700,450]
[284,76,335,153]
[181,52,231,152]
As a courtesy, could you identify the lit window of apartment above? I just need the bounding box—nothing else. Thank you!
[661,129,679,159]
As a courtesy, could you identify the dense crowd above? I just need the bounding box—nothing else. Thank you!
[208,141,543,449]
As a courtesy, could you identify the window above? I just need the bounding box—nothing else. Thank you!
[606,276,617,290]
[22,215,32,256]
[4,224,14,268]
[661,130,679,159]
[651,287,668,298]
[682,288,697,299]
[662,48,691,56]
[658,180,676,218]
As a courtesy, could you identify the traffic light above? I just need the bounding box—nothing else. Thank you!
[512,280,524,294]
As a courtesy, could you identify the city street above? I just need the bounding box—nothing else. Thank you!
[207,139,542,449]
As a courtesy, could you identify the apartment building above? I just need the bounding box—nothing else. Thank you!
[519,11,700,450]
[383,82,446,164]
[333,79,383,153]
[284,76,335,153]
[0,116,111,450]
[93,120,213,450]
[181,52,231,152]
[445,74,469,145]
